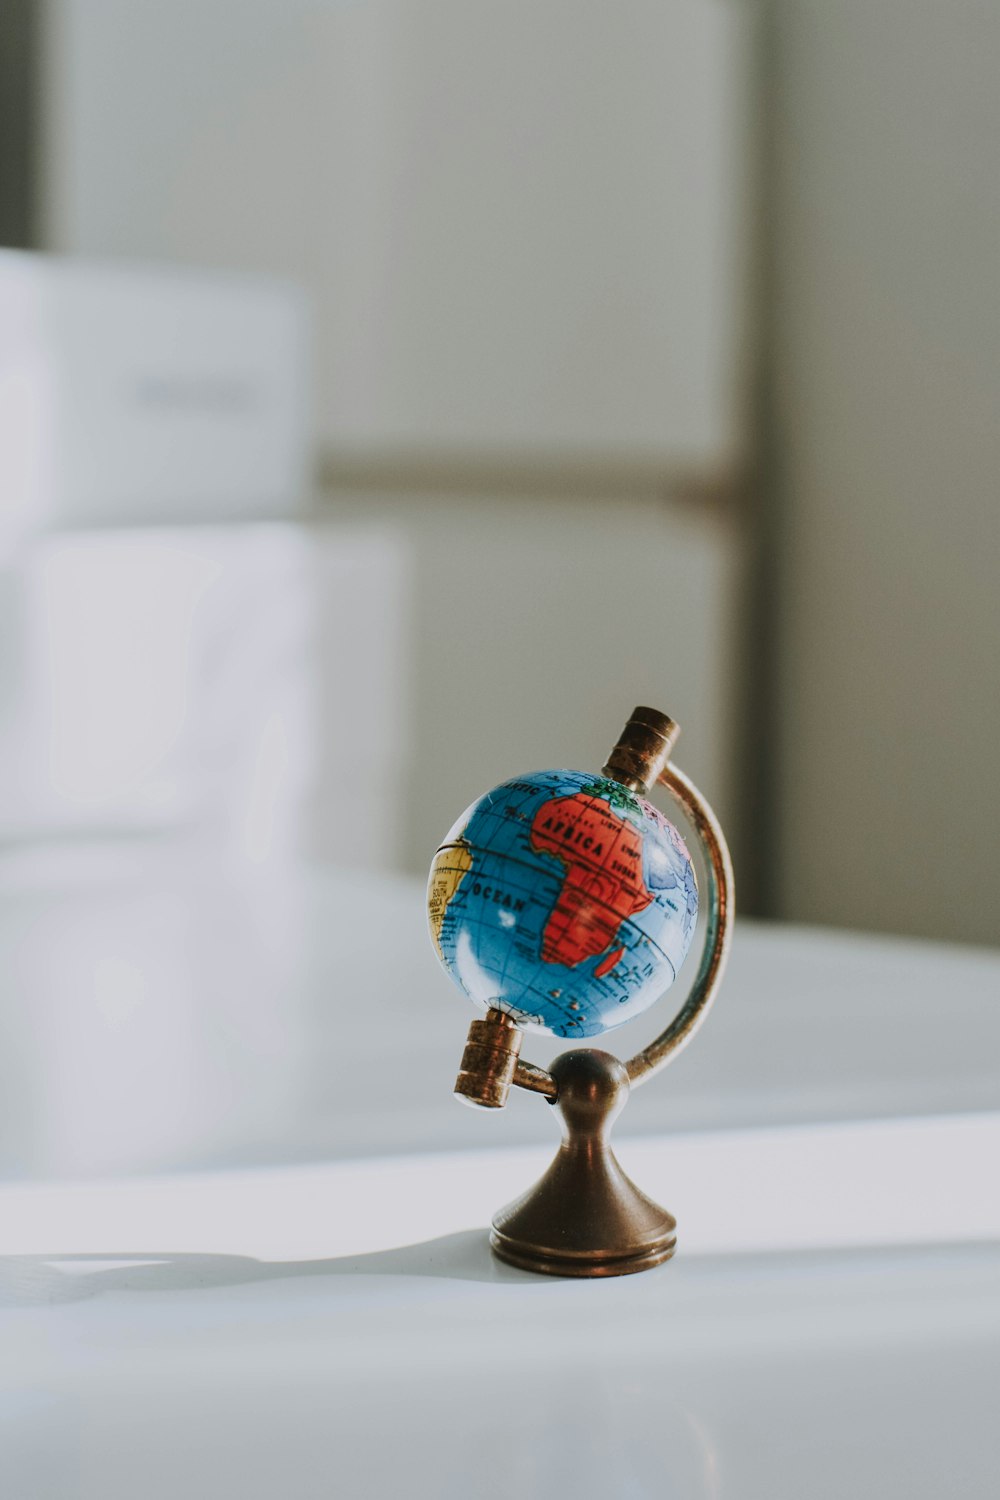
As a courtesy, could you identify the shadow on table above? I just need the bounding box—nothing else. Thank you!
[0,1230,548,1306]
[4,1238,995,1310]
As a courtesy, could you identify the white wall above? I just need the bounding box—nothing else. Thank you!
[41,0,752,471]
[770,1,1000,944]
[33,0,755,882]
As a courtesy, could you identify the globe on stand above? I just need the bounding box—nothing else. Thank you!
[426,708,734,1278]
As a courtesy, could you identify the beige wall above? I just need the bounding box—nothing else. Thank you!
[769,2,1000,944]
[322,487,748,881]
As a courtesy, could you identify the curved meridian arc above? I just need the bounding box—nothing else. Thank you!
[508,759,734,1098]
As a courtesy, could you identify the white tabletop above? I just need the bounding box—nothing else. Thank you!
[0,850,997,1179]
[3,1121,999,1500]
[1,852,998,1498]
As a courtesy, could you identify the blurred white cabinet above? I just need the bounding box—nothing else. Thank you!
[0,525,410,869]
[0,251,308,534]
[41,0,752,470]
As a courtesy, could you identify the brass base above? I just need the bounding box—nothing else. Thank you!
[490,1050,677,1278]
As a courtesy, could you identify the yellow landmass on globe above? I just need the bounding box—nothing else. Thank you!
[427,841,473,958]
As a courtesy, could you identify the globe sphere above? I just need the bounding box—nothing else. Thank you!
[428,769,697,1039]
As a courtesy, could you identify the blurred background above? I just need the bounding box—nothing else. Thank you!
[0,0,996,1178]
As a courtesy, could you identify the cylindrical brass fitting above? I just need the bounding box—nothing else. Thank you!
[454,1008,523,1108]
[601,706,679,794]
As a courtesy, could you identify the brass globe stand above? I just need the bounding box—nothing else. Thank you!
[454,708,735,1277]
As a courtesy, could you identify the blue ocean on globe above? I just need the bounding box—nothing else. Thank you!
[428,769,698,1038]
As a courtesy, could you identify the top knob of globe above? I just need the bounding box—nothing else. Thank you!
[601,706,679,793]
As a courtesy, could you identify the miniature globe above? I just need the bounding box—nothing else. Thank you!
[428,769,698,1039]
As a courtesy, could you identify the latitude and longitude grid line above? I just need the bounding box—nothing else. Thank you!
[448,823,671,959]
[440,777,686,962]
[440,864,677,1034]
[441,784,682,1029]
[485,782,567,1015]
[437,843,681,974]
[490,778,679,943]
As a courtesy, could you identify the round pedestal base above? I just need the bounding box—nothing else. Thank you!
[487,1049,678,1279]
[490,1224,676,1278]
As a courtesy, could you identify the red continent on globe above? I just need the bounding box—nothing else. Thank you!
[529,793,653,970]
